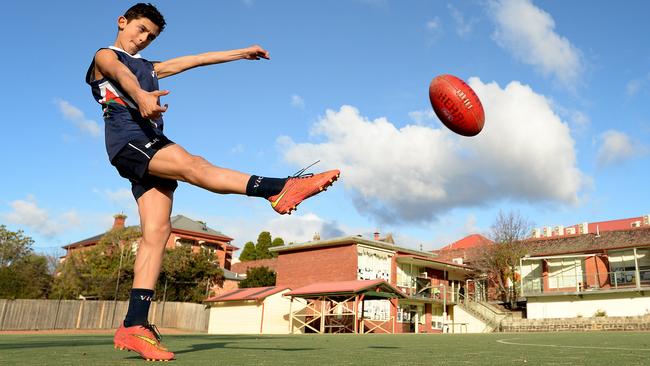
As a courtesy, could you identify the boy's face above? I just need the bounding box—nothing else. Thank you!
[116,16,160,55]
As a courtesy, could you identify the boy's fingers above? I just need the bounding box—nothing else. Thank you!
[153,90,170,97]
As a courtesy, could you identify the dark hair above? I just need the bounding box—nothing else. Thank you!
[124,3,166,32]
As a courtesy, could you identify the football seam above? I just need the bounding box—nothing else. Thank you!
[438,75,482,135]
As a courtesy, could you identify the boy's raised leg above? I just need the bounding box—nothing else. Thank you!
[148,143,340,214]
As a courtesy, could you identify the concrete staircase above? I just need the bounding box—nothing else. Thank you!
[456,300,510,332]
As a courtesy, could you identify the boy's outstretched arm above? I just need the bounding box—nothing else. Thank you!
[95,49,168,120]
[154,45,269,79]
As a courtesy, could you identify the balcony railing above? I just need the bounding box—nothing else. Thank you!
[521,269,650,296]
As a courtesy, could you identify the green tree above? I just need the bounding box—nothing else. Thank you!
[0,225,33,267]
[255,231,273,259]
[157,246,224,303]
[0,226,52,299]
[239,231,285,261]
[239,241,257,261]
[238,266,276,288]
[270,237,284,258]
[51,226,140,300]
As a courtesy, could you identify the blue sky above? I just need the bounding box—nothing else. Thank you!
[2,0,649,256]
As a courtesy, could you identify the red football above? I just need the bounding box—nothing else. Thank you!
[429,74,485,136]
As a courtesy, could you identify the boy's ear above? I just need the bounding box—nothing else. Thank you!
[117,16,128,31]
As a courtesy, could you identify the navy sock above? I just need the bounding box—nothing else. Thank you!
[246,176,287,199]
[123,288,154,327]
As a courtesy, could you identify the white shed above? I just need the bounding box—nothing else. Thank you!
[205,286,297,334]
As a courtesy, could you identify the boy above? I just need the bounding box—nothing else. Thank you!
[86,3,339,361]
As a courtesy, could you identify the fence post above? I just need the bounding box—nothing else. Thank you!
[0,300,8,330]
[52,298,62,330]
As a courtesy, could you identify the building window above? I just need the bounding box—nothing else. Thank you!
[396,264,421,289]
[361,300,390,321]
[356,246,392,281]
[547,258,582,289]
[609,248,650,285]
[176,238,194,248]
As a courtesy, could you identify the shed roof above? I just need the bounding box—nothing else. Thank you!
[204,286,289,302]
[285,280,406,299]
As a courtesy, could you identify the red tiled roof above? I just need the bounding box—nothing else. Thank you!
[438,234,493,251]
[285,280,406,298]
[524,227,650,257]
[204,286,288,302]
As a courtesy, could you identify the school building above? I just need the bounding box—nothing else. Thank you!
[520,216,650,319]
[206,233,485,334]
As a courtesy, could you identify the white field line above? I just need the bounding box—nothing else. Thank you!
[497,338,650,352]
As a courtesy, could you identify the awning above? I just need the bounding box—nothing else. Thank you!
[285,280,407,300]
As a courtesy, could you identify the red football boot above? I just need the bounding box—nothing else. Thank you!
[268,163,340,215]
[114,322,174,361]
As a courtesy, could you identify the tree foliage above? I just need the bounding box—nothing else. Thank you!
[238,266,276,288]
[51,226,140,300]
[157,245,224,303]
[0,225,52,299]
[474,210,531,307]
[51,226,223,303]
[238,231,284,261]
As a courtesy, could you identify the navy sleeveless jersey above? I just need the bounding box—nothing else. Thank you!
[85,46,166,161]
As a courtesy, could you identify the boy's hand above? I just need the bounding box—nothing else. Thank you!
[243,45,270,60]
[135,90,169,120]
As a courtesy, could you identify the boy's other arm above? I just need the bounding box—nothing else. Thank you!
[154,45,269,79]
[94,49,169,120]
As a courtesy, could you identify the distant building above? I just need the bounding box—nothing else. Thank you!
[520,226,650,319]
[62,214,240,295]
[207,233,477,334]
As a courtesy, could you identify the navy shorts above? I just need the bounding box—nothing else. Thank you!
[111,135,178,200]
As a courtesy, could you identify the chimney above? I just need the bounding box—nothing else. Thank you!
[374,231,380,241]
[113,214,127,229]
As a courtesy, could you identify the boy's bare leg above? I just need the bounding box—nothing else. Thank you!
[148,144,249,194]
[132,186,174,289]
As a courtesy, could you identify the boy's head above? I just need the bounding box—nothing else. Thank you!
[124,3,166,32]
[116,3,166,54]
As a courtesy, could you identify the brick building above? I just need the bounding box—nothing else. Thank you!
[269,234,475,334]
[63,214,241,295]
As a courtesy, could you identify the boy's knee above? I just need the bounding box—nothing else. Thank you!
[142,221,172,240]
[182,155,210,182]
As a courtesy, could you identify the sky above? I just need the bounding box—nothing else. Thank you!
[1,0,649,256]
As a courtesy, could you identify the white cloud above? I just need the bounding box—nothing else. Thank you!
[596,130,648,167]
[93,188,137,214]
[489,0,583,86]
[408,109,436,125]
[279,78,587,224]
[55,99,101,137]
[626,79,645,96]
[1,196,80,237]
[202,211,348,250]
[290,94,305,109]
[425,17,443,40]
[448,4,476,37]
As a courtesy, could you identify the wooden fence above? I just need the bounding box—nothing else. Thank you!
[0,299,209,332]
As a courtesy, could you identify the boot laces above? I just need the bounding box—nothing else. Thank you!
[142,323,162,342]
[290,160,320,179]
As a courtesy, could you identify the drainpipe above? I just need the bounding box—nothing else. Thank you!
[519,257,524,297]
[634,247,641,289]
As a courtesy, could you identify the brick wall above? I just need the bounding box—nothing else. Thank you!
[276,244,358,289]
[501,315,650,332]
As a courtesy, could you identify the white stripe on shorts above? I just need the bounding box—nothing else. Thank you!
[128,143,151,159]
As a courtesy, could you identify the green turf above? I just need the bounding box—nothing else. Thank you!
[1,332,650,365]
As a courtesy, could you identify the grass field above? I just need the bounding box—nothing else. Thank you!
[1,331,650,365]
